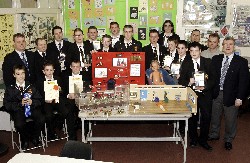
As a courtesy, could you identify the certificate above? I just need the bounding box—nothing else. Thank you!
[171,63,181,75]
[130,64,141,76]
[44,80,59,103]
[93,41,101,50]
[69,75,83,93]
[194,71,205,87]
[163,55,173,67]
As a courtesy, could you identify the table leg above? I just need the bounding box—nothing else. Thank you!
[82,119,86,143]
[184,119,188,163]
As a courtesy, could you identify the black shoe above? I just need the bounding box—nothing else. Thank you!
[199,142,213,151]
[225,142,232,150]
[21,141,29,150]
[207,137,219,141]
[48,133,60,141]
[32,138,42,147]
[190,140,197,148]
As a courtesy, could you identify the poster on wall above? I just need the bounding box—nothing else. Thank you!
[0,15,14,61]
[182,0,227,28]
[232,6,250,47]
[18,14,57,51]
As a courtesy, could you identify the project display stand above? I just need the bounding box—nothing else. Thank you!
[77,85,197,163]
[92,52,145,91]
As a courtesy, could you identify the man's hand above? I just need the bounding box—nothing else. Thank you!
[235,99,242,107]
[195,86,205,90]
[68,93,75,99]
[22,98,32,105]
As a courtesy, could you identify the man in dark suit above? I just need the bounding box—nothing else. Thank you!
[4,65,45,150]
[47,26,72,76]
[178,42,214,151]
[109,22,124,48]
[34,38,60,82]
[208,37,249,150]
[114,25,142,52]
[3,33,35,87]
[69,28,94,81]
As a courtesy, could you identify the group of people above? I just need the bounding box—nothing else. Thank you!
[2,20,249,153]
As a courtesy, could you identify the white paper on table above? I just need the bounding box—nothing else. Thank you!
[194,71,205,87]
[44,80,59,103]
[93,41,101,50]
[69,75,83,93]
[171,63,181,75]
[163,55,173,67]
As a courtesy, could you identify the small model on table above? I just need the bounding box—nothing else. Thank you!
[149,60,165,85]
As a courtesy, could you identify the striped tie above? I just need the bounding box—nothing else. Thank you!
[21,53,29,75]
[219,56,229,90]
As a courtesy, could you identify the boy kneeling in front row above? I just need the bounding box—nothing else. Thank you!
[4,64,45,150]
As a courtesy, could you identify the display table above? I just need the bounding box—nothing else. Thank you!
[7,153,113,163]
[77,85,197,163]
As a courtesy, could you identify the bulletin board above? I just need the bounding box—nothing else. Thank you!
[63,0,177,46]
[92,52,145,91]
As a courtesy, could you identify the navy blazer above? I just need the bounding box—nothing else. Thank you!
[3,50,35,87]
[211,54,249,106]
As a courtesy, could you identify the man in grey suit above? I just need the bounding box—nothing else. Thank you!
[208,37,249,150]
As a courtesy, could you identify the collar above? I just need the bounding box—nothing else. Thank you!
[112,35,120,39]
[16,81,25,88]
[55,40,62,44]
[164,33,173,37]
[72,73,80,77]
[179,55,186,60]
[103,47,109,52]
[223,53,234,60]
[124,40,132,44]
[76,43,84,47]
[37,50,46,56]
[45,76,54,81]
[151,43,158,48]
[192,58,200,64]
[15,50,25,55]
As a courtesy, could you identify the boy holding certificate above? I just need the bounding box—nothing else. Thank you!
[178,42,214,151]
[36,62,76,140]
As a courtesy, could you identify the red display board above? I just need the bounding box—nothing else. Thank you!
[92,52,145,91]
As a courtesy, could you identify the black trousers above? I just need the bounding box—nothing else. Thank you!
[44,101,76,140]
[189,92,212,143]
[12,107,45,141]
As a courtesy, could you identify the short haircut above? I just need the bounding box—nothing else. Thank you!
[178,40,188,48]
[123,25,133,32]
[35,38,46,46]
[151,60,160,67]
[110,22,119,28]
[102,34,112,40]
[162,20,174,33]
[223,36,235,44]
[189,41,202,50]
[73,28,83,35]
[71,60,81,65]
[13,64,25,74]
[88,26,97,32]
[149,29,159,36]
[191,29,200,34]
[13,33,25,42]
[52,26,62,35]
[43,61,54,69]
[209,33,220,41]
[168,35,179,44]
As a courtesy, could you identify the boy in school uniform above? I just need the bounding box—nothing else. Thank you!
[178,42,214,151]
[4,64,45,150]
[36,62,77,140]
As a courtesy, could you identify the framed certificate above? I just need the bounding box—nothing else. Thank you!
[44,80,59,103]
[193,71,205,87]
[163,55,173,67]
[69,75,83,93]
[171,63,181,75]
